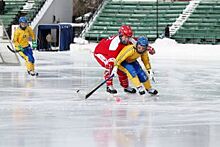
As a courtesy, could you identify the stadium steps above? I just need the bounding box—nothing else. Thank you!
[172,1,220,44]
[84,0,189,41]
[0,0,27,30]
[0,0,46,37]
[21,0,46,22]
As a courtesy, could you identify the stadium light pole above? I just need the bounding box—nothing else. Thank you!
[156,0,159,38]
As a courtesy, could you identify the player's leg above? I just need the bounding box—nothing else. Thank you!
[117,69,136,93]
[94,54,117,94]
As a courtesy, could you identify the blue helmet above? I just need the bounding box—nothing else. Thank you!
[19,17,28,23]
[136,36,149,54]
[137,36,149,47]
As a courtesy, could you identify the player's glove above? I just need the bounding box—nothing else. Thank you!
[18,45,24,52]
[32,40,37,49]
[147,46,155,55]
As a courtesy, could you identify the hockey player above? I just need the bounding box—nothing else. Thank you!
[94,25,137,94]
[13,17,38,76]
[110,36,158,95]
[94,25,156,94]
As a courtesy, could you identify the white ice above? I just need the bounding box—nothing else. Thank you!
[0,38,220,147]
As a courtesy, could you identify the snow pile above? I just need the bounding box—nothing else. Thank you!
[74,37,89,44]
[70,37,97,54]
[152,38,220,61]
[70,37,220,61]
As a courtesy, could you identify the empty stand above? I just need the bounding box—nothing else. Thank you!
[84,0,189,41]
[172,0,220,44]
[0,0,45,37]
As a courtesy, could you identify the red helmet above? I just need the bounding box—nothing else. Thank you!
[118,25,133,37]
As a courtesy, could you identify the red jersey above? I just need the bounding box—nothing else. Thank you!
[94,35,134,59]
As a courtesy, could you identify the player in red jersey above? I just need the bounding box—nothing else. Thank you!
[94,25,137,94]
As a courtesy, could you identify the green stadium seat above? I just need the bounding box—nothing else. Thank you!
[85,0,189,41]
[173,1,220,44]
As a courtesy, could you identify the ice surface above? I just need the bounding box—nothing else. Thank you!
[0,38,220,147]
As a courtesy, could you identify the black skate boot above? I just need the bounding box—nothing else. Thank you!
[28,71,38,76]
[106,86,117,94]
[124,86,136,93]
[137,86,145,95]
[146,88,158,95]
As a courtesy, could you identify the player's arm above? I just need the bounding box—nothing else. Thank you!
[114,45,134,67]
[142,51,156,82]
[147,45,156,55]
[28,27,35,40]
[13,30,20,48]
[141,52,151,71]
[28,27,37,48]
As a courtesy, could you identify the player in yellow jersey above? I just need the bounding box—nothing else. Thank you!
[111,36,158,95]
[13,17,38,76]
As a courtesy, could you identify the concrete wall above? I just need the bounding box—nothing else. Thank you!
[38,0,73,24]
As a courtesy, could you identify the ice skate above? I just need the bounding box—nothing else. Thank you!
[106,85,117,94]
[28,70,38,76]
[146,88,158,95]
[137,86,145,95]
[124,86,136,93]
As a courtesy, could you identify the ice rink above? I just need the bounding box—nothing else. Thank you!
[1,38,220,147]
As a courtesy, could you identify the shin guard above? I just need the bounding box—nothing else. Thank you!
[117,70,128,88]
[104,62,114,86]
[143,80,152,90]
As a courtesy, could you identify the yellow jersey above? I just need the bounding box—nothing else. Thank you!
[115,44,151,70]
[13,26,35,49]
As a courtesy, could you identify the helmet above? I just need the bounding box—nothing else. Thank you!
[136,36,149,54]
[19,17,28,23]
[137,36,148,47]
[118,25,133,37]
